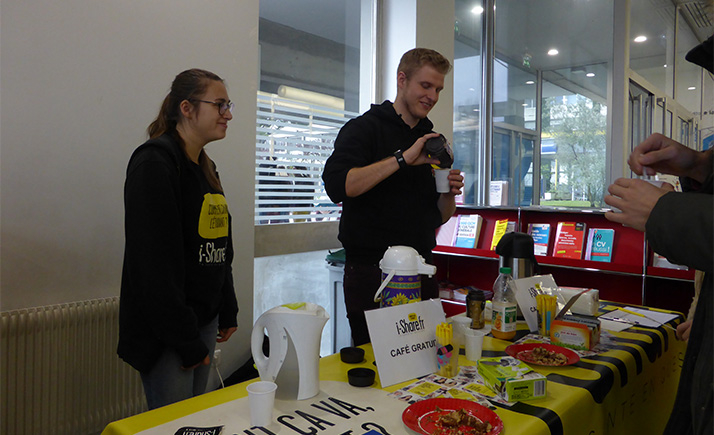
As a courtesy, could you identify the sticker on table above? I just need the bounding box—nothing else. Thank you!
[174,426,223,435]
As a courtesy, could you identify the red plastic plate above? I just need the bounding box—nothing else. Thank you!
[505,342,580,366]
[402,397,503,435]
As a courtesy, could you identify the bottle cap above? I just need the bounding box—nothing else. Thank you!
[500,267,512,274]
[467,288,485,300]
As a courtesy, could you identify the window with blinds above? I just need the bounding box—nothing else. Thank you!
[255,92,358,225]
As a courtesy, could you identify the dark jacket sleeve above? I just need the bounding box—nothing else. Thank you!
[124,156,208,368]
[322,119,376,204]
[219,214,239,330]
[646,157,714,274]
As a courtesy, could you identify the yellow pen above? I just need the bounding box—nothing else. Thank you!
[618,307,645,318]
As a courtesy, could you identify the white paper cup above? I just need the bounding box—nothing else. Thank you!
[451,316,472,348]
[246,381,277,427]
[435,168,451,193]
[463,328,487,362]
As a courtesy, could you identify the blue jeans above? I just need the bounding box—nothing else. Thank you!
[140,316,218,409]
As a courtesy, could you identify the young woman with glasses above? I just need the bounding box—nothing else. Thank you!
[118,69,239,409]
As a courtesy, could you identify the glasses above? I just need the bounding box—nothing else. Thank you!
[190,99,234,116]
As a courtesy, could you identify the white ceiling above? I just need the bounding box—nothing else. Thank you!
[259,0,710,102]
[260,0,349,44]
[260,0,711,69]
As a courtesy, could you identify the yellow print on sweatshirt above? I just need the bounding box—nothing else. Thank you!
[198,193,229,239]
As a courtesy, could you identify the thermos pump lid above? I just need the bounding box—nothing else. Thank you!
[495,232,535,258]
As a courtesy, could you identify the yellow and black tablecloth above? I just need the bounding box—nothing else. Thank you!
[102,301,685,435]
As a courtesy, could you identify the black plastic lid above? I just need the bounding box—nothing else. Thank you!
[424,134,454,168]
[467,288,485,300]
[495,232,535,258]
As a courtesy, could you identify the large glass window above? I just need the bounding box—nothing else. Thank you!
[255,0,374,356]
[674,9,703,115]
[453,0,483,205]
[629,80,654,165]
[541,83,608,207]
[704,72,714,151]
[491,58,538,206]
[498,0,612,208]
[455,0,613,207]
[255,0,372,225]
[629,0,709,151]
[630,0,675,96]
[454,0,710,208]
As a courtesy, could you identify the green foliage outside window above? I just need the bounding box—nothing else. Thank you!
[542,95,608,207]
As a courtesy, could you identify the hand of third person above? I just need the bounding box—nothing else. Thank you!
[604,178,673,231]
[676,319,693,341]
[629,133,709,182]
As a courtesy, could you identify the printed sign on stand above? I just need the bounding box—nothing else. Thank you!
[365,299,446,387]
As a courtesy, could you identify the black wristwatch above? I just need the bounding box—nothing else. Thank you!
[394,149,407,170]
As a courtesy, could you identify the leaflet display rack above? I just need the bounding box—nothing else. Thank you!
[433,206,695,315]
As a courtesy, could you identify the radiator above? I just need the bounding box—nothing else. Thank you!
[1,297,146,435]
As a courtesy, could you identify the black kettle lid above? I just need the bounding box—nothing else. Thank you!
[495,232,534,258]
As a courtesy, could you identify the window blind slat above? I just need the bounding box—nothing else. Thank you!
[255,92,352,225]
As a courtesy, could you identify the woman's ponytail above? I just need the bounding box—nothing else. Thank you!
[146,69,225,192]
[147,93,179,139]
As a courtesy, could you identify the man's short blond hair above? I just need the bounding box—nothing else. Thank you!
[397,48,452,80]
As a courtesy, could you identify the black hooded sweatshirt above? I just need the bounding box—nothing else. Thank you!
[118,134,238,373]
[322,101,443,264]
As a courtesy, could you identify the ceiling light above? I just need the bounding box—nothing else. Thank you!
[586,72,595,77]
[664,64,668,68]
[525,80,535,85]
[522,103,528,107]
[548,49,559,56]
[634,35,647,43]
[471,6,484,14]
[688,86,696,90]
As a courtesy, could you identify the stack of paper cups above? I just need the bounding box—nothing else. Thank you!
[463,328,487,362]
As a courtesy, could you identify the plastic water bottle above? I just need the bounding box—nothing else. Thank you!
[491,267,517,340]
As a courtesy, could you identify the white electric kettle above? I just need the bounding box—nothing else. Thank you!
[373,246,436,307]
[251,302,329,400]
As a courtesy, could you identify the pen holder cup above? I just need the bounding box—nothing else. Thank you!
[536,294,558,336]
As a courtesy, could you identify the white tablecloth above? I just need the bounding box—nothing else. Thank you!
[137,380,411,435]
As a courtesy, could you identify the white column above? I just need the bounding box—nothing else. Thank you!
[608,0,629,182]
[378,0,455,137]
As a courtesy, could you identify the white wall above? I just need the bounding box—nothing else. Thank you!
[0,0,259,380]
[380,0,455,138]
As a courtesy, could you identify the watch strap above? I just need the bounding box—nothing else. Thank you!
[394,150,407,169]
